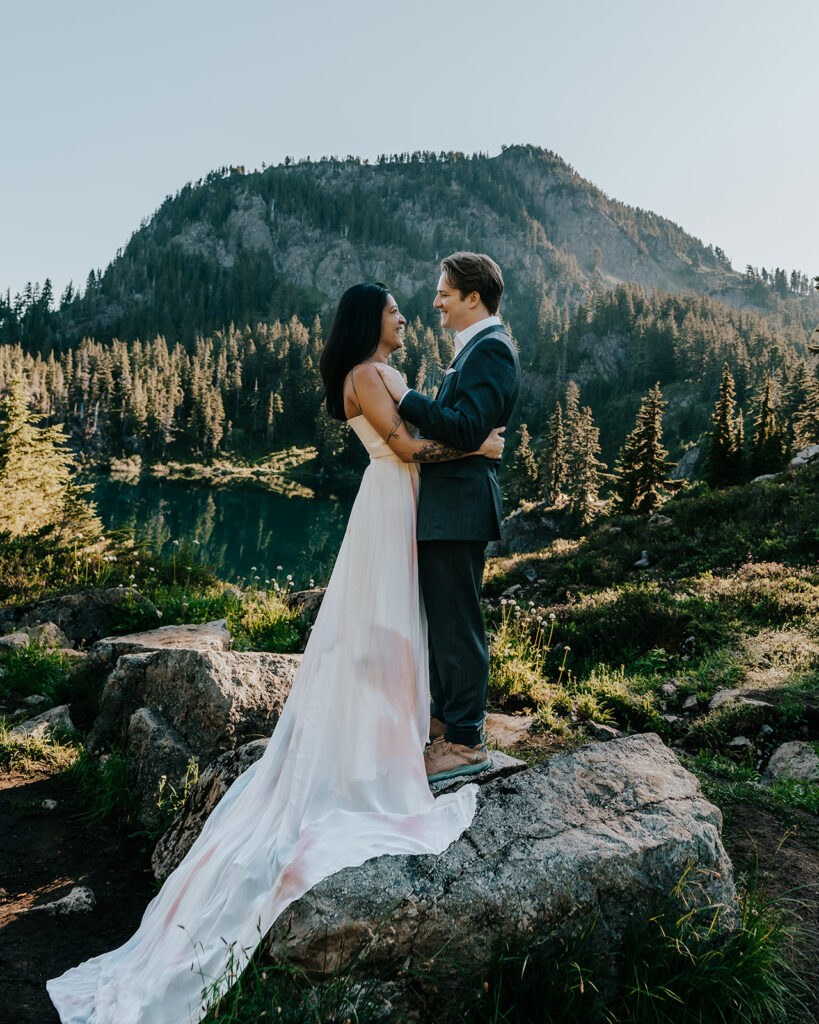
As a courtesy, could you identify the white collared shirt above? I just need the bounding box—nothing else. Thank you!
[452,315,502,357]
[398,315,503,406]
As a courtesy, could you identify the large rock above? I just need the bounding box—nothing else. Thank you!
[762,740,819,785]
[87,619,231,677]
[790,444,819,468]
[486,501,563,557]
[0,632,30,650]
[153,738,269,880]
[264,734,736,993]
[88,648,300,760]
[0,587,158,646]
[484,712,536,747]
[11,705,75,741]
[152,743,526,882]
[127,707,198,828]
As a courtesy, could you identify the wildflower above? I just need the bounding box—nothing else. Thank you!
[173,540,180,546]
[529,600,535,607]
[500,598,507,606]
[251,566,257,571]
[129,574,135,580]
[193,540,200,546]
[157,610,163,618]
[277,565,283,571]
[286,574,293,581]
[508,599,516,606]
[75,533,84,539]
[309,579,315,588]
[549,612,556,620]
[149,567,156,573]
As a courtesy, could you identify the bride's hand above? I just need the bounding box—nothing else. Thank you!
[373,363,408,404]
[475,426,506,459]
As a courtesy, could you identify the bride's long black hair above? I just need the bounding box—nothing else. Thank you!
[320,282,389,421]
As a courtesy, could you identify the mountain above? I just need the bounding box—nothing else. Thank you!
[3,145,815,356]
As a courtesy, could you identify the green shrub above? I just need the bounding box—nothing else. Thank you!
[0,640,75,702]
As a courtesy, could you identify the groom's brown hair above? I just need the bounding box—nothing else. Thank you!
[441,252,504,315]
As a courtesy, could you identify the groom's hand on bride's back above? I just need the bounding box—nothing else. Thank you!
[374,364,407,403]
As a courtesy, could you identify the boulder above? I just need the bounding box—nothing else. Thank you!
[762,740,819,785]
[648,514,672,527]
[790,444,819,468]
[88,648,300,760]
[287,589,326,625]
[262,734,736,993]
[0,587,158,646]
[153,738,269,880]
[484,712,536,747]
[671,445,700,480]
[486,500,563,557]
[633,550,650,568]
[751,473,780,483]
[127,707,197,828]
[87,618,231,677]
[153,741,525,883]
[0,632,30,650]
[28,621,72,649]
[11,704,75,741]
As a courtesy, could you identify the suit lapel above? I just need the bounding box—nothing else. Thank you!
[435,324,510,402]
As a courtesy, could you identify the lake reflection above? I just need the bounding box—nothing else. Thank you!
[88,474,354,588]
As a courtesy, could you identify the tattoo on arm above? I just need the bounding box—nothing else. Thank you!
[412,441,463,463]
[386,413,402,443]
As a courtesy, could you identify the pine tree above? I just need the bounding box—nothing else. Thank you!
[540,401,567,502]
[0,374,99,537]
[565,403,607,525]
[705,363,744,487]
[793,369,819,447]
[750,375,786,475]
[509,423,538,506]
[613,383,682,514]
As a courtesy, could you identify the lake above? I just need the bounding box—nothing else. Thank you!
[88,473,355,589]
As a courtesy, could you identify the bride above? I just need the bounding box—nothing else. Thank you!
[47,282,504,1024]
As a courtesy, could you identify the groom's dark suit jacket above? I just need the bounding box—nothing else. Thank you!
[399,324,520,542]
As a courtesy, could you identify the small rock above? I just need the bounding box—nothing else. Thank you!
[484,713,536,748]
[0,632,31,650]
[287,589,326,624]
[22,693,47,706]
[727,736,752,749]
[501,584,522,597]
[524,569,537,582]
[648,514,672,527]
[682,695,698,710]
[35,886,96,915]
[660,681,679,699]
[709,689,772,711]
[762,741,819,785]
[751,473,779,483]
[585,721,625,741]
[757,724,774,738]
[633,551,650,569]
[28,621,72,649]
[41,799,58,811]
[10,705,75,741]
[661,714,683,725]
[606,526,623,535]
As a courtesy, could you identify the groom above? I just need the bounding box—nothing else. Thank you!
[379,252,520,783]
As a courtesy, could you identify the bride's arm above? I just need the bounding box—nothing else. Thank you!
[348,364,504,463]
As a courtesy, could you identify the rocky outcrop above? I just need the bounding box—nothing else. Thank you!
[484,712,536,747]
[152,738,269,880]
[261,733,735,996]
[486,501,563,557]
[88,647,300,759]
[790,444,819,468]
[0,587,158,646]
[127,707,197,828]
[87,619,231,677]
[152,743,526,882]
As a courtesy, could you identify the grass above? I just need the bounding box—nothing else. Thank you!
[65,745,133,823]
[0,719,79,772]
[465,871,814,1024]
[0,639,76,703]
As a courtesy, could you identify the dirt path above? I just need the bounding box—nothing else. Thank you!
[0,770,155,1024]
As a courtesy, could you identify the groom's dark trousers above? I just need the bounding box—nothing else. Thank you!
[398,325,520,748]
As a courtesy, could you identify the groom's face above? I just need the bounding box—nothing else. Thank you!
[433,273,475,334]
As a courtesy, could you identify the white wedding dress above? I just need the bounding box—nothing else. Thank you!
[48,415,478,1024]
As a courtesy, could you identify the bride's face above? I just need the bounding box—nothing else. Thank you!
[379,294,406,353]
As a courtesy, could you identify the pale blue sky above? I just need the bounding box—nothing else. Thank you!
[1,0,816,300]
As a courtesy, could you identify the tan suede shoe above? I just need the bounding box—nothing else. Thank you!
[424,738,491,783]
[428,716,446,744]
